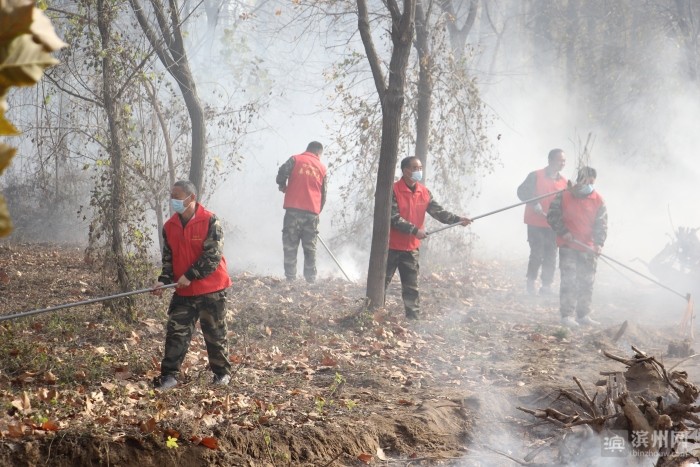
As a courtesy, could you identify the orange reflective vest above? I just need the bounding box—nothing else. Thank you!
[389,180,430,251]
[524,169,568,228]
[556,191,605,251]
[163,204,232,296]
[283,152,327,214]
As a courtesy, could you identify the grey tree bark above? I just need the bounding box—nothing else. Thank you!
[97,0,131,295]
[129,0,207,194]
[358,0,416,310]
[414,0,431,172]
[440,0,478,62]
[672,0,700,82]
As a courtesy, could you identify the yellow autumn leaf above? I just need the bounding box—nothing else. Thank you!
[0,143,17,174]
[0,113,19,135]
[0,191,13,238]
[166,436,179,448]
[30,7,68,51]
[0,34,59,87]
[0,0,34,43]
[10,391,32,414]
[1,86,8,112]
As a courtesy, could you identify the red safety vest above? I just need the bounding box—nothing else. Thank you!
[389,180,431,251]
[163,204,232,296]
[556,191,605,251]
[283,152,327,214]
[524,169,568,228]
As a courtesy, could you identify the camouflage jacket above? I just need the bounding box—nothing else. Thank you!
[390,185,461,235]
[276,157,327,211]
[158,213,226,284]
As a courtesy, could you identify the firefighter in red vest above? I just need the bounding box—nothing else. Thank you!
[151,180,233,390]
[547,167,608,328]
[276,141,327,283]
[517,149,568,295]
[387,156,472,319]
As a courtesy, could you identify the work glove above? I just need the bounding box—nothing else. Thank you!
[533,203,545,216]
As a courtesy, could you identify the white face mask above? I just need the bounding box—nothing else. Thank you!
[578,184,594,196]
[411,170,423,182]
[170,195,191,214]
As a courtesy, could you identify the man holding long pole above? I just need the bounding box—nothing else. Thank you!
[547,167,608,328]
[517,148,568,296]
[276,141,327,283]
[151,180,233,390]
[386,157,471,320]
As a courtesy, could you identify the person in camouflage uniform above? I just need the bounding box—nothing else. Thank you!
[276,141,327,283]
[151,180,233,390]
[547,167,608,328]
[387,157,472,319]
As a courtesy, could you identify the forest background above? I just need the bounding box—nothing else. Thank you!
[2,0,700,305]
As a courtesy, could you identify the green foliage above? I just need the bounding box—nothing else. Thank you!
[329,372,345,396]
[314,396,326,413]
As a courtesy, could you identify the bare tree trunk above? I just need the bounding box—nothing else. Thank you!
[143,77,176,188]
[129,0,207,193]
[440,0,478,62]
[414,0,431,174]
[485,2,505,80]
[97,0,131,294]
[181,84,206,192]
[155,194,165,253]
[673,0,699,82]
[358,0,416,309]
[565,0,578,95]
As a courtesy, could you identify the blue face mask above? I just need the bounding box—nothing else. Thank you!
[411,170,423,182]
[578,184,594,196]
[171,196,190,214]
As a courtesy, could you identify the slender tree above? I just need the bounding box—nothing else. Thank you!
[97,0,131,293]
[670,0,700,82]
[128,0,208,193]
[357,0,416,309]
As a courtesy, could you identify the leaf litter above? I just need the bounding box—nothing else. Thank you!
[0,242,698,465]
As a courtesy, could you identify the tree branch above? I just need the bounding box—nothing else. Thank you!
[128,0,176,70]
[43,72,102,108]
[168,0,186,60]
[357,0,387,101]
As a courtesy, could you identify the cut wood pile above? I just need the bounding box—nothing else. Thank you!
[517,345,700,466]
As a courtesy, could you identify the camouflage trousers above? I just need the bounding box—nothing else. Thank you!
[161,290,231,378]
[559,247,598,318]
[526,225,557,286]
[282,209,319,282]
[385,249,420,318]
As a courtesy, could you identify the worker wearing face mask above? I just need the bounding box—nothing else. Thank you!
[547,167,608,328]
[151,180,233,391]
[386,156,472,320]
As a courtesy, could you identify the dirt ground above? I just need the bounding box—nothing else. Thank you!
[0,242,697,466]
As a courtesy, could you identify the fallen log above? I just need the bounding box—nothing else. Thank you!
[518,346,700,463]
[616,392,654,454]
